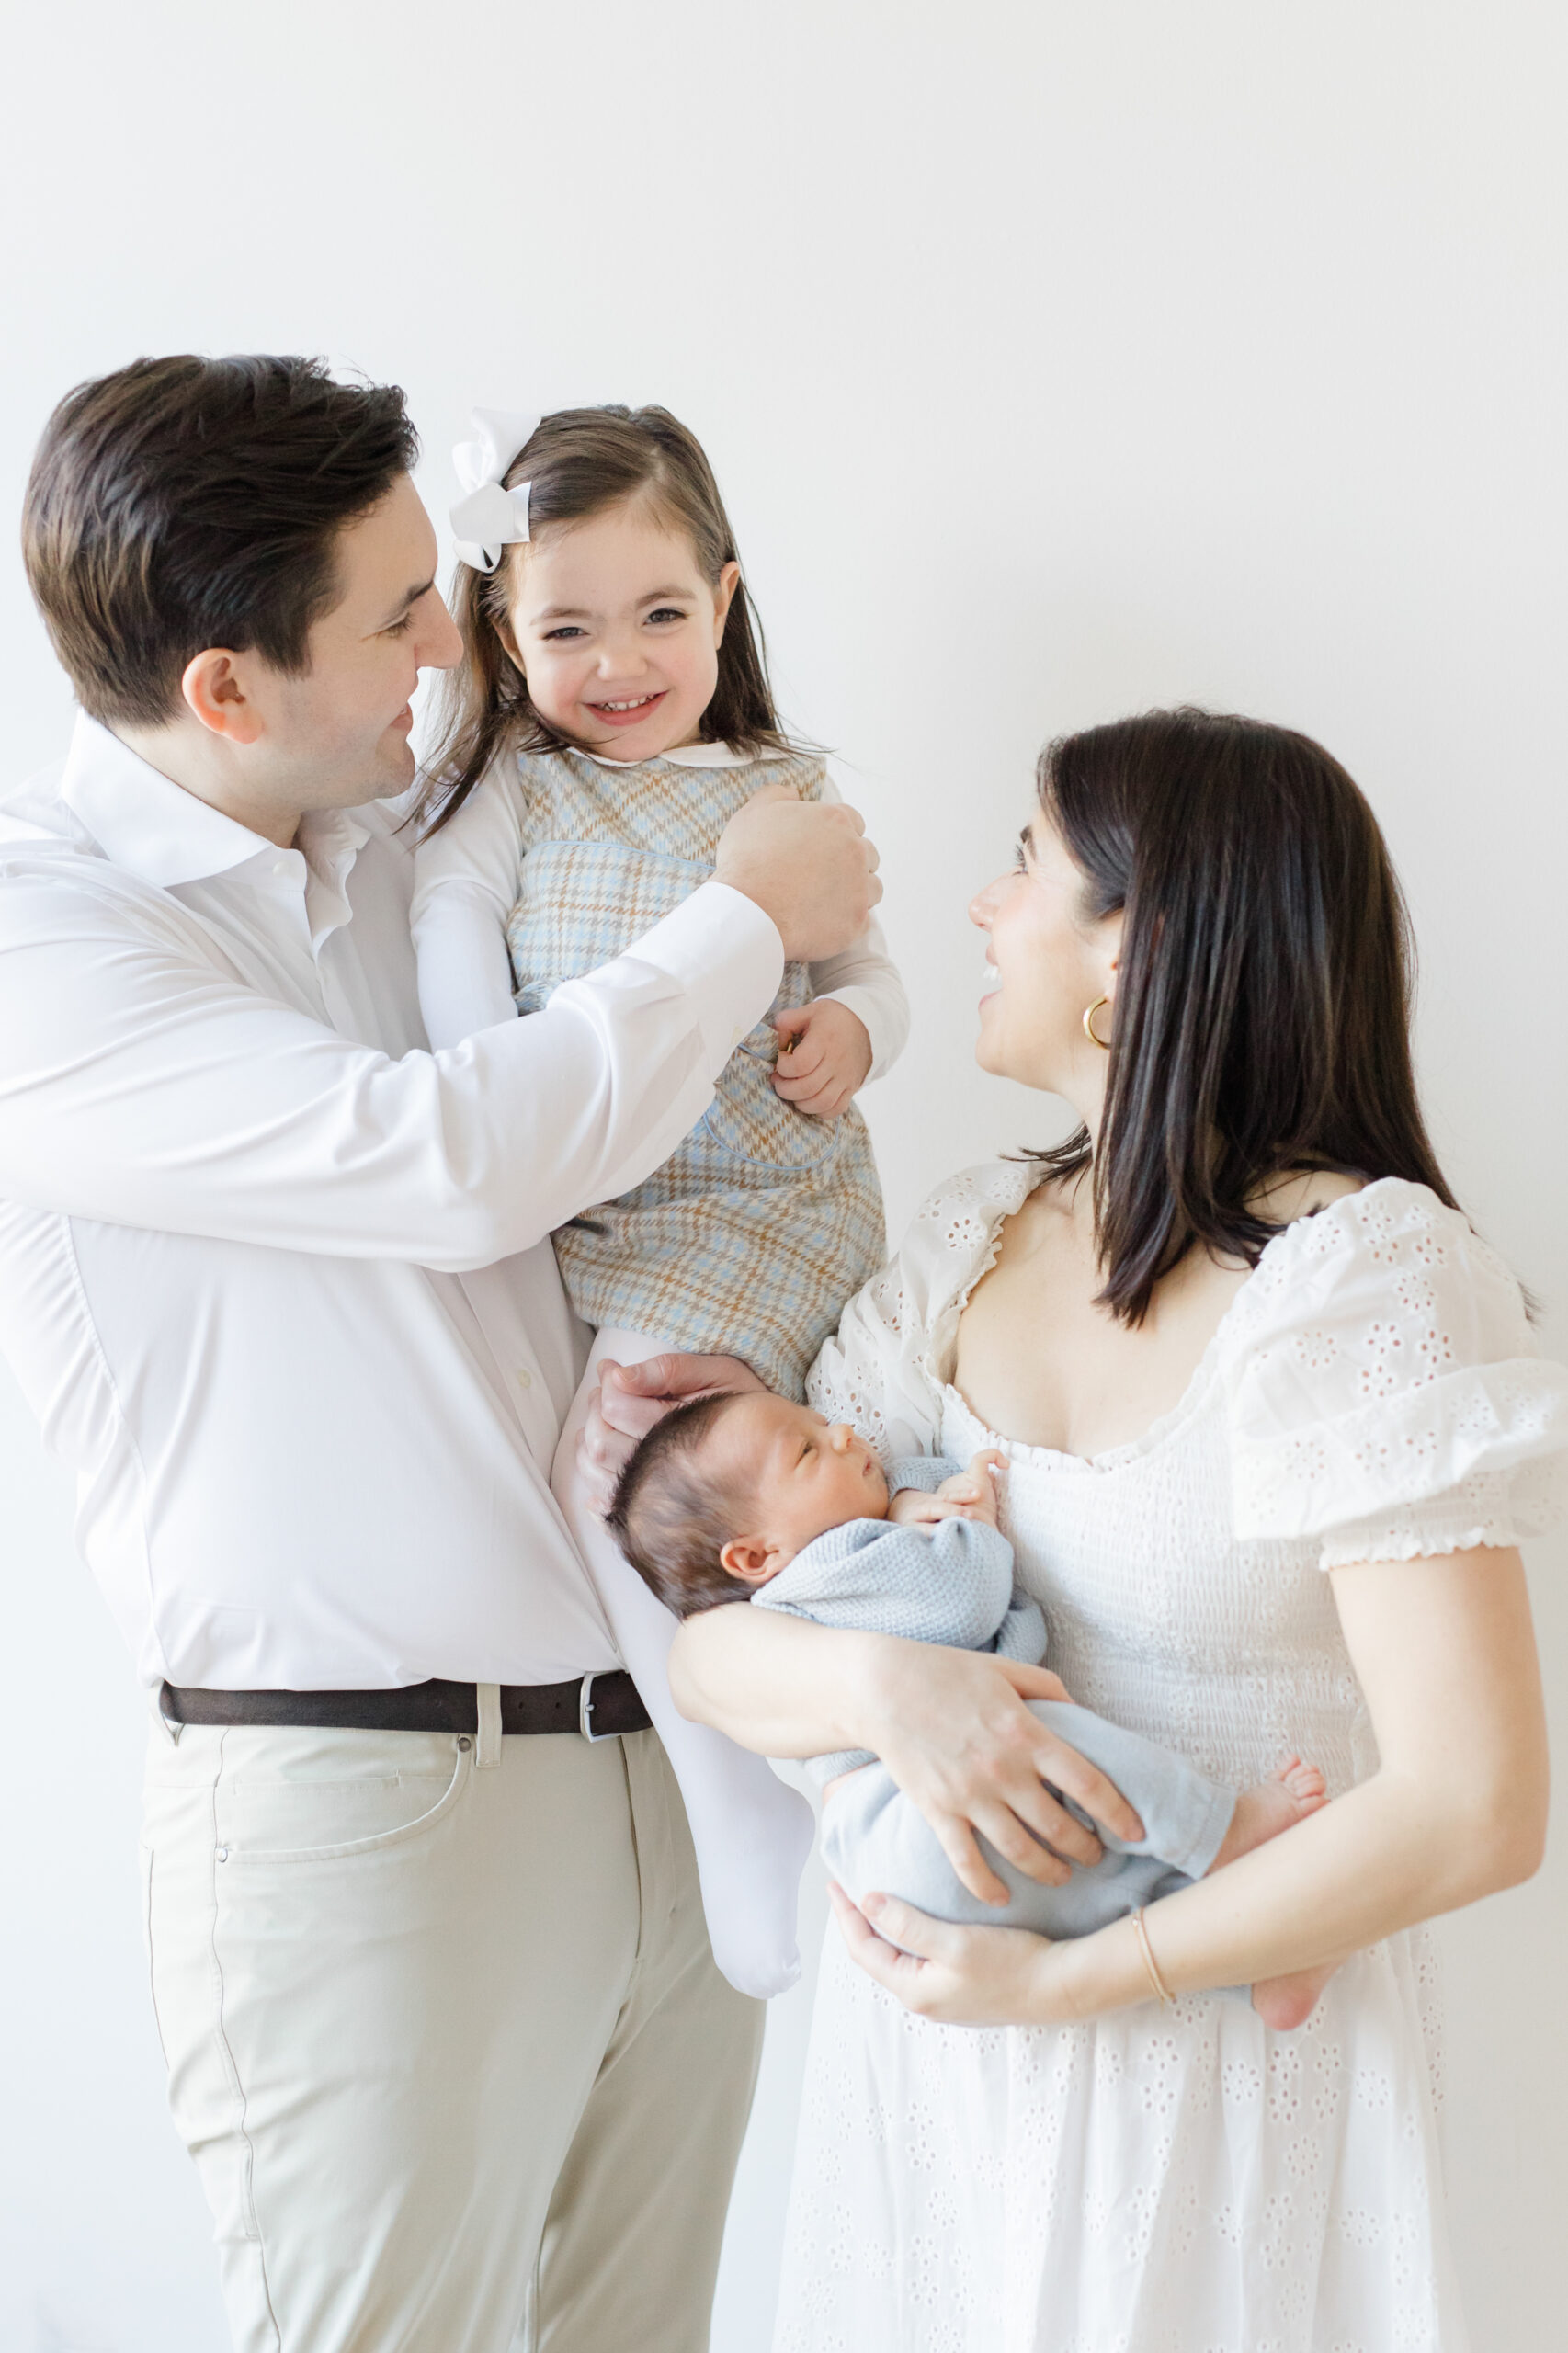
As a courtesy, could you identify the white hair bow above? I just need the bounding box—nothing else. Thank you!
[449,406,542,571]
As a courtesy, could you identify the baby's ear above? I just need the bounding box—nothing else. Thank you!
[720,1536,775,1586]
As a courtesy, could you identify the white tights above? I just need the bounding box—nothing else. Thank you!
[550,1327,815,1998]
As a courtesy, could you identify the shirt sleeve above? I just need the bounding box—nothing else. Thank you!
[807,771,908,1081]
[804,1165,1026,1462]
[0,862,783,1273]
[1223,1182,1568,1566]
[409,770,526,1048]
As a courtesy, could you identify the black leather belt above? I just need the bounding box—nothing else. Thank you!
[159,1672,651,1742]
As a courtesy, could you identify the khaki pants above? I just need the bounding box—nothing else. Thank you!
[140,1702,764,2352]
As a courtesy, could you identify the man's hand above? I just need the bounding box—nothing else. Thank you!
[888,1451,1005,1531]
[771,1000,873,1119]
[714,785,881,962]
[577,1350,767,1514]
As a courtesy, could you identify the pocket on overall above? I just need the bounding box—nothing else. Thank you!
[506,838,704,1013]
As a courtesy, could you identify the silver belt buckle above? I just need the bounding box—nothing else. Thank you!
[578,1672,609,1742]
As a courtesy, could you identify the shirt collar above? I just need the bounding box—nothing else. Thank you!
[59,712,291,887]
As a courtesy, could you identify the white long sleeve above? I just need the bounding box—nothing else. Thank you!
[0,857,780,1273]
[411,762,529,1048]
[411,755,911,1077]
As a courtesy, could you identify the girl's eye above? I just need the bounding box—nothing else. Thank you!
[646,607,686,626]
[1011,845,1028,873]
[542,625,586,642]
[382,612,415,638]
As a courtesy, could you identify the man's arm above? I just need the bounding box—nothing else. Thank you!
[0,777,880,1267]
[0,870,779,1270]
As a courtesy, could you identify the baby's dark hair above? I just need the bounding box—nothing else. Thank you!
[605,1390,759,1619]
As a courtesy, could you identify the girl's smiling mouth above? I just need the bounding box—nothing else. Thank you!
[588,689,667,726]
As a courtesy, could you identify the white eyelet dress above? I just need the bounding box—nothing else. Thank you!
[776,1165,1568,2353]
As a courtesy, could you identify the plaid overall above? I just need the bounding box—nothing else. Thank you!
[504,745,887,1398]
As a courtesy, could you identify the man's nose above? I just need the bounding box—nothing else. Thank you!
[420,596,466,673]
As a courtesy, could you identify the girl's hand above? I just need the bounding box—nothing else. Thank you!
[771,1000,872,1118]
[826,1881,1074,2026]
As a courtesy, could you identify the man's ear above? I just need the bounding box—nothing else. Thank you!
[720,1534,775,1586]
[180,649,265,745]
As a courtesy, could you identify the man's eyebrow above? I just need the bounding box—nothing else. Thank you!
[376,576,435,629]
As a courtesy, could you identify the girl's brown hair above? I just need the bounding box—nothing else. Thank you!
[418,404,794,834]
[1028,707,1459,1324]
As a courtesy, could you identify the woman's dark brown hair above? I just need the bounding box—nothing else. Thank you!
[418,404,794,835]
[23,354,417,728]
[1032,708,1458,1324]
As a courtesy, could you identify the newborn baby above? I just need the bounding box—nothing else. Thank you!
[608,1391,1332,2028]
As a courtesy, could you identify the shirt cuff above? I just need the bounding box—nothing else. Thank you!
[625,879,785,1076]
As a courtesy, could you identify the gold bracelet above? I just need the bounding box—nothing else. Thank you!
[1131,1907,1176,2006]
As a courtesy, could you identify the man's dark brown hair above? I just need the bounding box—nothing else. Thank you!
[22,354,419,728]
[605,1390,758,1619]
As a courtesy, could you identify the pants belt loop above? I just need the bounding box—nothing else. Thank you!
[475,1682,503,1768]
[152,1681,183,1746]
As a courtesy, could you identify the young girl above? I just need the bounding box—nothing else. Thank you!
[410,404,908,1997]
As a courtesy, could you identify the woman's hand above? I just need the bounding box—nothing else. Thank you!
[771,999,873,1118]
[864,1643,1145,1904]
[826,1883,1075,2026]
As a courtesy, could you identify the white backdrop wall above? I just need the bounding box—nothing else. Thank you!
[2,6,1564,2347]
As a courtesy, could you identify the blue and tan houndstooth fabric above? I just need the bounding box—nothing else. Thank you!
[504,745,887,1397]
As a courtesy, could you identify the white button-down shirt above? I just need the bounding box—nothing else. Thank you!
[0,717,783,1690]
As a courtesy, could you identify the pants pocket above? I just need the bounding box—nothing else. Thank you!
[219,1735,472,1866]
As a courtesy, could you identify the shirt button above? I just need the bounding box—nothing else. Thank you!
[215,1846,230,1863]
[515,1369,532,1391]
[271,860,288,877]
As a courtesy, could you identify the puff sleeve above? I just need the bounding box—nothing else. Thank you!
[1224,1182,1568,1568]
[806,1162,1037,1465]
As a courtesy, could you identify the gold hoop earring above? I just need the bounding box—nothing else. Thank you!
[1083,995,1113,1051]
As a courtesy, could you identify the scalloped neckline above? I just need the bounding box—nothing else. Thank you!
[937,1172,1399,1475]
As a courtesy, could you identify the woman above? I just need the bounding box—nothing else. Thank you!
[653,710,1565,2348]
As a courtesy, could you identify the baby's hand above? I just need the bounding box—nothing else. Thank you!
[889,1452,1005,1531]
[771,1000,872,1120]
[937,1450,1005,1530]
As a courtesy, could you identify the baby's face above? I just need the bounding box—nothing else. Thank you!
[706,1394,890,1587]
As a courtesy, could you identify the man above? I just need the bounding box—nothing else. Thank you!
[0,353,881,2352]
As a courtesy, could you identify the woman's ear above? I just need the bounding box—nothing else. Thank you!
[720,1534,775,1586]
[711,560,742,647]
[1098,916,1125,996]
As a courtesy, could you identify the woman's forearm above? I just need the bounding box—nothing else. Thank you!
[1045,1757,1541,2026]
[1040,1549,1550,2025]
[668,1602,894,1758]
